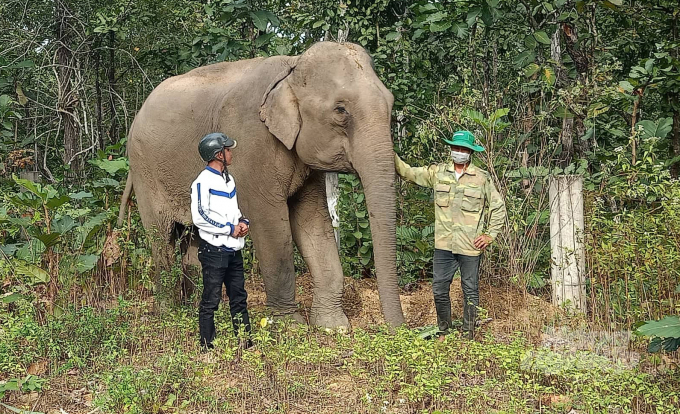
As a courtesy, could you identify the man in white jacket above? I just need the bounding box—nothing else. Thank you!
[191,132,251,350]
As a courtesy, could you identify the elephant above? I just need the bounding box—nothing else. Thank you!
[117,41,405,329]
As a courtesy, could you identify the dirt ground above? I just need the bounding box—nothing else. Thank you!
[246,273,558,343]
[2,275,561,414]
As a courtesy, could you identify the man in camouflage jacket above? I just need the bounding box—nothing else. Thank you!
[395,131,506,339]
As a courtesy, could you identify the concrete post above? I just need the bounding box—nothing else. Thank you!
[549,175,586,313]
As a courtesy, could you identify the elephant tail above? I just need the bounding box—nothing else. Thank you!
[117,174,134,227]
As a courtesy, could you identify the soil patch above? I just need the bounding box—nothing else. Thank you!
[245,273,557,343]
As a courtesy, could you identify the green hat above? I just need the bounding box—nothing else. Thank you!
[443,130,485,152]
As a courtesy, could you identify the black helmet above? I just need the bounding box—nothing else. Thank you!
[198,132,237,162]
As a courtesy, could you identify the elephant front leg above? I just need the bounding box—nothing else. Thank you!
[289,172,349,330]
[248,204,302,322]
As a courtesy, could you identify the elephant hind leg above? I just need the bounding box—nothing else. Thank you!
[147,220,197,305]
[289,172,349,330]
[171,222,200,304]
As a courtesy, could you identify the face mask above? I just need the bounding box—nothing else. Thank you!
[451,150,471,164]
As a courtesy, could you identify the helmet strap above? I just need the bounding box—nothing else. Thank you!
[220,148,231,183]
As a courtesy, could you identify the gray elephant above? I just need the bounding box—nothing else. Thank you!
[117,42,405,329]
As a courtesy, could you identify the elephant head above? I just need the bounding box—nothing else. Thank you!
[260,42,405,327]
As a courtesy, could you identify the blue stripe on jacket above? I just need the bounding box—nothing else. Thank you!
[197,183,234,235]
[209,188,236,198]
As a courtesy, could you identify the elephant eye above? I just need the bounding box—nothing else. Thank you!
[334,106,348,114]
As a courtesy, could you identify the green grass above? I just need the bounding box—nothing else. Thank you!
[1,297,679,413]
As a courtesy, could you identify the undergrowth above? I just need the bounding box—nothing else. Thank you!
[1,296,678,414]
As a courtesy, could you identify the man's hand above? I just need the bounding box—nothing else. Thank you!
[473,234,493,250]
[232,222,249,238]
[238,222,249,237]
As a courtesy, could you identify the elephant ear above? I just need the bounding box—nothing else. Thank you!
[260,64,300,150]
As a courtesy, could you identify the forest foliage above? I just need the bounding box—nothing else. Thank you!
[1,1,680,412]
[1,0,680,346]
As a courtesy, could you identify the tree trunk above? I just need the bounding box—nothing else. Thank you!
[95,40,104,150]
[107,31,118,145]
[522,99,534,193]
[631,90,644,165]
[55,0,80,179]
[552,26,574,167]
[560,117,574,168]
[482,43,490,114]
[672,104,680,178]
[671,15,679,178]
[551,27,563,82]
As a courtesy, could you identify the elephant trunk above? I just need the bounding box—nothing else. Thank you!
[352,139,406,328]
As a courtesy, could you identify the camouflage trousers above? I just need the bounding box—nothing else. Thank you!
[432,249,481,336]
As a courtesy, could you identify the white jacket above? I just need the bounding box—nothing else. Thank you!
[190,166,248,250]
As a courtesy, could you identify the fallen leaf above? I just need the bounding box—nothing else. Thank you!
[102,230,122,266]
[27,360,47,375]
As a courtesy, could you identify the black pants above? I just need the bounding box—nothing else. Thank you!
[198,239,251,348]
[432,249,481,334]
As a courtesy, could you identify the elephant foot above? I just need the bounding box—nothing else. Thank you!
[272,310,307,325]
[310,310,350,333]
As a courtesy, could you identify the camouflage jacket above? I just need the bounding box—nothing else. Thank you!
[395,154,506,256]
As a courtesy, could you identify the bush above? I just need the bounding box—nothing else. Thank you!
[586,150,680,328]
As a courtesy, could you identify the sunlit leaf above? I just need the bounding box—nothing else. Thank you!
[513,50,536,69]
[254,33,275,48]
[76,254,99,272]
[524,63,540,78]
[429,21,451,32]
[264,11,279,27]
[533,31,551,45]
[489,108,509,123]
[541,66,555,86]
[93,178,120,188]
[466,7,482,26]
[70,191,93,200]
[385,32,400,41]
[451,22,468,38]
[638,118,673,139]
[250,11,269,31]
[90,158,128,175]
[45,195,70,210]
[15,263,50,285]
[7,60,35,69]
[618,80,634,93]
[15,84,28,106]
[13,175,47,200]
[52,216,76,234]
[34,232,61,249]
[1,293,24,304]
[554,106,574,118]
[419,4,437,13]
[637,316,680,338]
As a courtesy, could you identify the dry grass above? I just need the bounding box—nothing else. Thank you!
[2,274,678,414]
